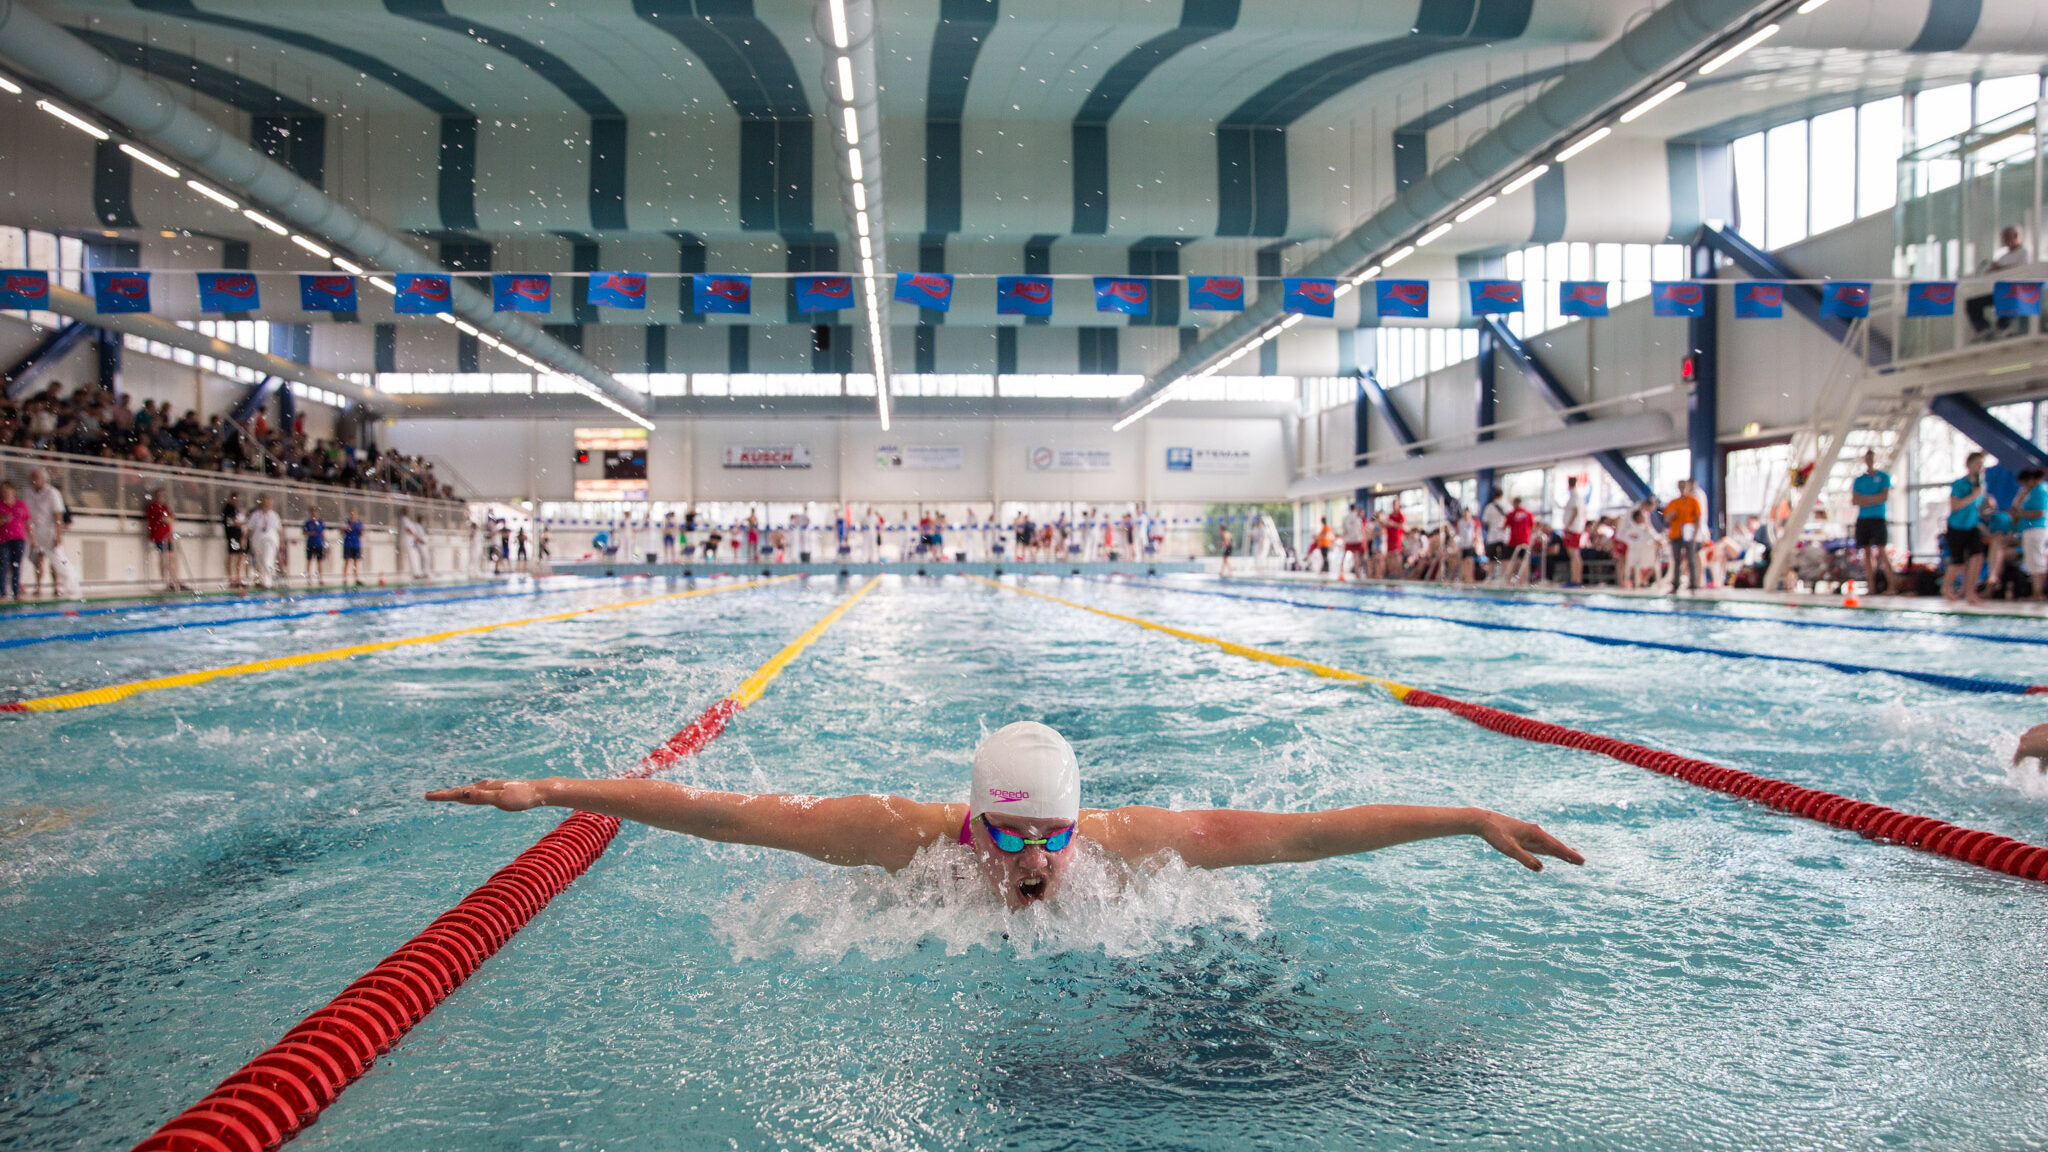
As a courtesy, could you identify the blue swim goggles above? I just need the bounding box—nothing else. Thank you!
[981,814,1076,853]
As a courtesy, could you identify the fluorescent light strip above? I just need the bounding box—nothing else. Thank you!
[828,0,849,47]
[1280,313,1306,329]
[242,209,288,235]
[1415,221,1453,246]
[1382,245,1415,268]
[290,235,331,258]
[332,257,366,275]
[856,210,870,236]
[435,312,458,325]
[1619,81,1686,124]
[1698,23,1779,74]
[847,148,864,181]
[37,100,108,140]
[837,56,856,102]
[0,73,20,95]
[186,180,238,209]
[1349,264,1382,285]
[453,319,478,336]
[852,182,867,211]
[859,235,872,259]
[841,106,860,145]
[119,144,180,178]
[1501,165,1549,194]
[1795,0,1830,12]
[370,277,396,294]
[1454,196,1497,223]
[1554,126,1610,163]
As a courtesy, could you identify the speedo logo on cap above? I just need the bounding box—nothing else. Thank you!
[988,788,1031,803]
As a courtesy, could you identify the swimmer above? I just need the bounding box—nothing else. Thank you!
[428,721,1582,910]
[2016,723,2048,771]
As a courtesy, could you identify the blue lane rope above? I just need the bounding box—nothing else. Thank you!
[0,579,514,624]
[1108,579,2044,697]
[1219,577,2048,648]
[0,579,639,650]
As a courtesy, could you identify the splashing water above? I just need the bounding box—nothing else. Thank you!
[713,840,1269,963]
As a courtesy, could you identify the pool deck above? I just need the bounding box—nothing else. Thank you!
[551,559,1204,580]
[1224,567,2048,619]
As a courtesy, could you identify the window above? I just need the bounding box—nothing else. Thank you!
[1975,74,2042,122]
[997,375,1139,397]
[1856,98,1902,218]
[1765,120,1808,247]
[1808,107,1857,234]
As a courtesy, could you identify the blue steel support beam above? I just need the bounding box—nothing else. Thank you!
[96,327,121,392]
[4,320,96,399]
[1928,392,2048,473]
[1479,317,1653,504]
[1688,240,1723,530]
[1352,373,1372,510]
[1695,223,1891,366]
[1354,371,1453,510]
[1476,324,1497,510]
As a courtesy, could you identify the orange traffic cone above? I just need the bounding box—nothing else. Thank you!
[1842,595,1861,608]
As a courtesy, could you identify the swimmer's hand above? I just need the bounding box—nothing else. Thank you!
[2015,723,2048,771]
[1470,810,1584,872]
[425,779,547,811]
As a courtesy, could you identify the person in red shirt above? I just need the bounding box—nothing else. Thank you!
[143,486,188,592]
[1504,496,1536,586]
[1379,505,1406,579]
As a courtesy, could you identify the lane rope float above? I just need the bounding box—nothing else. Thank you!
[972,576,2048,886]
[0,579,638,651]
[3,576,796,714]
[130,576,882,1152]
[0,579,509,623]
[1122,580,2045,697]
[1223,576,2048,647]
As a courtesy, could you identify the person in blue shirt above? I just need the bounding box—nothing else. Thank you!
[1943,451,1989,604]
[2013,466,2046,601]
[301,511,328,586]
[341,509,365,587]
[1848,449,1894,595]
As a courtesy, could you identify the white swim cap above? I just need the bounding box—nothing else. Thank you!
[968,722,1080,822]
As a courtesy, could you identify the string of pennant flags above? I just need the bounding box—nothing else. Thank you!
[0,268,2040,321]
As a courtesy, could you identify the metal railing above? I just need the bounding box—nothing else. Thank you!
[0,445,470,533]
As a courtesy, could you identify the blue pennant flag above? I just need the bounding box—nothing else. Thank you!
[1375,279,1428,319]
[1468,279,1523,314]
[996,275,1052,316]
[299,274,357,312]
[587,272,647,310]
[198,272,261,313]
[394,273,452,314]
[1905,281,1956,317]
[91,271,151,314]
[1651,281,1704,317]
[1094,277,1149,315]
[1734,281,1783,319]
[0,270,50,310]
[1820,281,1871,318]
[692,274,751,314]
[1187,275,1244,312]
[794,274,854,314]
[895,272,954,311]
[1994,280,2043,317]
[493,274,552,313]
[1283,277,1337,318]
[1558,281,1608,317]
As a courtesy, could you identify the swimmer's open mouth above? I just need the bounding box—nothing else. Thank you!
[1018,878,1047,901]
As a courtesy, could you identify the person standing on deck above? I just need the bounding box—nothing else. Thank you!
[1849,450,1895,596]
[1663,479,1703,594]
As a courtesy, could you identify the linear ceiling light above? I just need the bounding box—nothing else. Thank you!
[1453,196,1497,223]
[290,234,331,258]
[836,56,855,101]
[1619,81,1687,123]
[0,72,20,95]
[186,180,238,209]
[1415,221,1454,246]
[118,143,179,178]
[1381,245,1415,268]
[1501,165,1549,194]
[1697,24,1779,74]
[1794,0,1830,12]
[242,208,288,235]
[37,99,107,139]
[331,257,366,275]
[1554,126,1611,163]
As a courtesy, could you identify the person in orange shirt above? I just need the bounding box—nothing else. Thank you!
[1313,518,1336,574]
[1663,478,1703,594]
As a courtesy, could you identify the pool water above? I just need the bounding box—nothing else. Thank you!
[4,574,2046,1150]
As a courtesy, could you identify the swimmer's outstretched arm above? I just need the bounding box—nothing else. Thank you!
[1089,804,1583,872]
[426,778,952,868]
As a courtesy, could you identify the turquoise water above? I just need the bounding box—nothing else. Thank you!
[4,575,2046,1150]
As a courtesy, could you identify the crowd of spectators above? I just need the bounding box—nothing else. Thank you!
[0,381,459,500]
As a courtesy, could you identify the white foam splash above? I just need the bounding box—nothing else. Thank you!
[711,839,1268,963]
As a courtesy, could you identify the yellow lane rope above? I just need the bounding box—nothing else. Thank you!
[727,576,883,708]
[967,575,1418,700]
[6,576,799,714]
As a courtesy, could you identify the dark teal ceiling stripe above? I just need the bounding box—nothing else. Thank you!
[383,0,622,116]
[437,116,479,230]
[68,29,322,115]
[1907,0,1981,53]
[925,0,997,236]
[1527,162,1565,243]
[93,140,136,228]
[1072,0,1240,234]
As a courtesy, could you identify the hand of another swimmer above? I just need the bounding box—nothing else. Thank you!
[425,778,546,811]
[2016,724,2048,771]
[1473,811,1585,872]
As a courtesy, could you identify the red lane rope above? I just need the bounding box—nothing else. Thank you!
[1400,688,2048,884]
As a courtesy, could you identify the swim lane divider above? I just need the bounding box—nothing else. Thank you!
[972,577,2048,886]
[1115,579,2048,697]
[130,576,881,1152]
[4,576,795,714]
